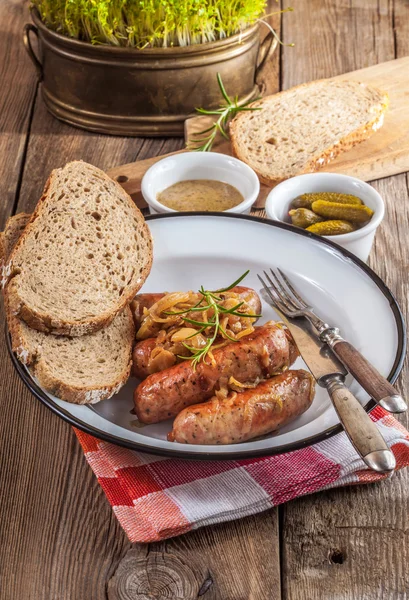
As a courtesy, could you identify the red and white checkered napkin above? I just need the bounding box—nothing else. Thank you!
[75,406,409,543]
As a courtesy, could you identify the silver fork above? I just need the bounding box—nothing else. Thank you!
[258,268,406,414]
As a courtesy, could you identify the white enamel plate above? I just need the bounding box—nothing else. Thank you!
[9,214,405,459]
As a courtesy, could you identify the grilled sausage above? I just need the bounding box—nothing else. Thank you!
[134,322,298,424]
[231,286,262,316]
[168,370,314,444]
[132,286,262,379]
[133,338,176,379]
[131,286,262,333]
[130,293,164,328]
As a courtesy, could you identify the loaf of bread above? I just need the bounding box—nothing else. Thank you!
[4,161,152,336]
[2,211,135,404]
[230,80,389,186]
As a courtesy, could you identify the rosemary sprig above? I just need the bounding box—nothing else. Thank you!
[189,74,261,152]
[180,293,221,369]
[166,270,262,368]
[214,270,250,292]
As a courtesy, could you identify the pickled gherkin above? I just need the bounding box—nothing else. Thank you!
[306,220,356,236]
[290,192,363,210]
[290,195,315,210]
[311,200,374,224]
[289,208,324,229]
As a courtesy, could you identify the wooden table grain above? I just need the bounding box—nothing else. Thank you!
[0,1,408,598]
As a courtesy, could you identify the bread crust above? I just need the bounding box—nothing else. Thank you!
[230,79,389,187]
[0,232,5,264]
[4,162,153,336]
[0,213,31,289]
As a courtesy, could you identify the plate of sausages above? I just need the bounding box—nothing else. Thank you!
[11,213,405,459]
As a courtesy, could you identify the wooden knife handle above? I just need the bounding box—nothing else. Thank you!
[325,376,395,473]
[331,340,407,414]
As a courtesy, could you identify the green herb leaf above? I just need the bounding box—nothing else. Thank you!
[179,270,259,367]
[182,317,215,327]
[217,72,232,105]
[223,310,263,318]
[189,75,261,152]
[155,270,260,369]
[214,270,250,292]
[163,303,212,316]
[218,301,245,313]
[218,326,237,342]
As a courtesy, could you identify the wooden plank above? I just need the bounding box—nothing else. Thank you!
[256,0,282,97]
[0,2,48,595]
[0,0,38,227]
[108,512,281,600]
[281,1,409,598]
[281,0,395,82]
[0,396,130,599]
[394,0,409,56]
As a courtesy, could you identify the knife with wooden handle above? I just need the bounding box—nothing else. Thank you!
[278,314,396,473]
[320,331,406,413]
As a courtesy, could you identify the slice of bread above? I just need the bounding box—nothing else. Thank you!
[0,213,30,264]
[4,161,152,336]
[0,213,30,288]
[7,296,135,404]
[230,80,389,186]
[1,215,135,404]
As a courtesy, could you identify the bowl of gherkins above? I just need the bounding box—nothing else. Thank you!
[265,173,385,262]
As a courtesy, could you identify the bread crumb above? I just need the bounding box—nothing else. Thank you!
[372,113,385,131]
[16,345,30,364]
[84,380,123,404]
[1,262,12,289]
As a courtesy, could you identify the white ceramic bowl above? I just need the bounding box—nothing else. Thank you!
[141,151,260,214]
[265,173,385,262]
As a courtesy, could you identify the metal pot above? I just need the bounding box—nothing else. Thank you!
[23,9,276,136]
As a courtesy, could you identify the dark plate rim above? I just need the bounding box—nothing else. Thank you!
[6,212,407,460]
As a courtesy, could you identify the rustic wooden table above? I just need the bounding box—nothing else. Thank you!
[1,1,409,598]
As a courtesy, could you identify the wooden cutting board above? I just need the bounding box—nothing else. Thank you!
[107,56,409,209]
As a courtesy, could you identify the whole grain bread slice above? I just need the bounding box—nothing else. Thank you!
[0,213,30,288]
[4,161,153,336]
[6,294,134,404]
[0,213,30,264]
[1,217,135,404]
[230,80,389,186]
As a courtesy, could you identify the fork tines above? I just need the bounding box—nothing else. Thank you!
[257,268,310,317]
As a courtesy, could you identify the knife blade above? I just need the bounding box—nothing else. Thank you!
[278,314,347,383]
[267,301,395,473]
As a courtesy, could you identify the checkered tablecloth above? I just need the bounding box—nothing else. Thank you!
[74,406,409,543]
